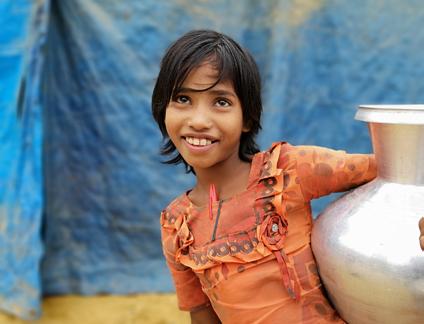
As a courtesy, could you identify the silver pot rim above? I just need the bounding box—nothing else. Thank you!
[355,104,424,124]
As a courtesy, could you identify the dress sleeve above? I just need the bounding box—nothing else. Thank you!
[160,212,210,312]
[290,145,377,201]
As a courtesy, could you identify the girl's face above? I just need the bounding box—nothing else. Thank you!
[165,62,249,173]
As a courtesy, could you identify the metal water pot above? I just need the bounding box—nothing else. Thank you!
[311,105,424,324]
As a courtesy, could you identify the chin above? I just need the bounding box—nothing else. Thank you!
[186,159,217,171]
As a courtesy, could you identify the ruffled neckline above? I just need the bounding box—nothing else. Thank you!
[182,150,267,209]
[162,142,289,270]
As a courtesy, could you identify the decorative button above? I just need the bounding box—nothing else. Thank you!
[271,223,279,233]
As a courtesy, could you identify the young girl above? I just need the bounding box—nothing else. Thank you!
[151,29,377,324]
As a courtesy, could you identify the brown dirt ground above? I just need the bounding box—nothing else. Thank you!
[0,294,189,324]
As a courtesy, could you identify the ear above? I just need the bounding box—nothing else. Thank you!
[242,121,251,133]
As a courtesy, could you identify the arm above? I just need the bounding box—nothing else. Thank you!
[190,305,221,324]
[290,145,377,201]
[420,217,424,251]
[160,211,211,312]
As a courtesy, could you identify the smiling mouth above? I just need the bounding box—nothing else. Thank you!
[184,136,217,147]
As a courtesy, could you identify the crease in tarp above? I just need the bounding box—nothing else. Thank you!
[0,0,50,320]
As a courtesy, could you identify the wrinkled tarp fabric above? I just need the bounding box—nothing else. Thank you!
[2,0,424,320]
[0,0,49,320]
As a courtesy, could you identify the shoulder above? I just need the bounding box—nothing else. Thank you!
[160,192,190,229]
[275,142,348,165]
[164,191,189,212]
[260,142,350,173]
[249,141,298,180]
[268,141,340,156]
[262,141,299,169]
[264,141,318,159]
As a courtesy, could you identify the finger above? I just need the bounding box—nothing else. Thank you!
[421,235,424,251]
[420,217,424,232]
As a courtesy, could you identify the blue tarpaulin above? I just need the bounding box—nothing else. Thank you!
[1,0,424,319]
[0,0,48,319]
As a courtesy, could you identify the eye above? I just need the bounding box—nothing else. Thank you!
[215,98,231,107]
[174,95,190,104]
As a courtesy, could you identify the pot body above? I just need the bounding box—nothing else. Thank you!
[311,105,424,324]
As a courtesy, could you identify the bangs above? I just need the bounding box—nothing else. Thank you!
[172,51,234,97]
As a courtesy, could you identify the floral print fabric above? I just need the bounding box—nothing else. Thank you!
[160,142,376,323]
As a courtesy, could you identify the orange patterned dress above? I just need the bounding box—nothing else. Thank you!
[161,142,376,324]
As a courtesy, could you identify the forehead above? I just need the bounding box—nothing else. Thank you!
[182,62,234,91]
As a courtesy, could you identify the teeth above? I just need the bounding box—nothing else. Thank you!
[186,137,213,146]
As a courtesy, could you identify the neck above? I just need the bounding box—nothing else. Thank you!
[193,158,251,201]
[370,123,424,185]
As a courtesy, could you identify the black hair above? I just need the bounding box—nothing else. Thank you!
[151,29,262,173]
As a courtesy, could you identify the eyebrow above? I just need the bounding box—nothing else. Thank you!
[178,87,237,98]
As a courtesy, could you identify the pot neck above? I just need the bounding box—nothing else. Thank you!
[370,123,424,185]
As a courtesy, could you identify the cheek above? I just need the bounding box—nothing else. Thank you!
[164,109,177,136]
[223,118,245,142]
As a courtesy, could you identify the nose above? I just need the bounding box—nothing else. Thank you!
[187,104,212,130]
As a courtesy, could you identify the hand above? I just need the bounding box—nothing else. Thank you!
[420,218,424,251]
[190,305,221,324]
